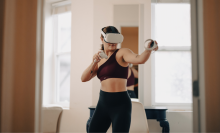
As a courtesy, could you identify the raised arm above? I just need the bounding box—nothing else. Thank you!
[122,41,158,64]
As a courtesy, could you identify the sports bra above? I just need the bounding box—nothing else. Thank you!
[127,68,135,87]
[97,49,128,81]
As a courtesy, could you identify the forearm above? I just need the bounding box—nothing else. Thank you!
[81,62,98,82]
[136,50,152,64]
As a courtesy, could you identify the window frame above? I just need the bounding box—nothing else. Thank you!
[151,0,192,110]
[55,52,71,107]
[52,3,72,108]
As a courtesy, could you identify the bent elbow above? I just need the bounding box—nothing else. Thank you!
[81,77,90,82]
[81,80,88,82]
[137,60,146,64]
[81,77,87,82]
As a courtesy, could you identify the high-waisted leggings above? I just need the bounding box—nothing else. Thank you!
[88,90,132,133]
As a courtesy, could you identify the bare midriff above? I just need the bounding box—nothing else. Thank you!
[127,85,134,91]
[101,78,127,92]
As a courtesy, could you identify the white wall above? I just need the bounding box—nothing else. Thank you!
[92,0,114,106]
[166,111,192,132]
[148,111,192,132]
[114,4,139,30]
[58,0,94,132]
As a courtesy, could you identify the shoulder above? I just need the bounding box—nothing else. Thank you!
[117,48,135,58]
[115,48,130,66]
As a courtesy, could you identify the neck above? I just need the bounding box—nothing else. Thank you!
[105,49,117,56]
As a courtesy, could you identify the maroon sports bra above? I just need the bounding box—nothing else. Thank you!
[97,49,128,81]
[127,68,135,87]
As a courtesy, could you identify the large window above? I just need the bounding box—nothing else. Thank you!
[53,6,72,107]
[151,1,192,108]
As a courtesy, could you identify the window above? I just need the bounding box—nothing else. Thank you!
[53,5,72,107]
[151,1,192,108]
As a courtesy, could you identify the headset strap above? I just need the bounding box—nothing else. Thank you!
[101,27,106,37]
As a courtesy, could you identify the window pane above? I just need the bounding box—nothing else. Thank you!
[57,12,71,53]
[154,51,192,103]
[155,4,191,46]
[58,54,71,103]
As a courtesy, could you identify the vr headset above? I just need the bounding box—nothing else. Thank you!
[101,26,124,44]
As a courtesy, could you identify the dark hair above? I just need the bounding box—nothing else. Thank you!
[100,26,120,50]
[101,44,104,50]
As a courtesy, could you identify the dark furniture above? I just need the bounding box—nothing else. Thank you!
[144,107,170,133]
[87,106,170,133]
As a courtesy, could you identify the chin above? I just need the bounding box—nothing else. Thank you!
[109,47,117,50]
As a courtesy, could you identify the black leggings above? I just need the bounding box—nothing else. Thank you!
[127,90,137,98]
[88,90,132,133]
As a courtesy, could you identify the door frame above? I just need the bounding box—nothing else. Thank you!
[191,0,206,132]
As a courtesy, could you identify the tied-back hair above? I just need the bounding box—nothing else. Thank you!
[101,44,104,50]
[100,26,120,50]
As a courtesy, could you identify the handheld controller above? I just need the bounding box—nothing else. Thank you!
[94,50,108,62]
[144,39,158,51]
[99,50,108,59]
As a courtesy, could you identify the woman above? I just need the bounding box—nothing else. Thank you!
[81,26,158,133]
[127,64,138,98]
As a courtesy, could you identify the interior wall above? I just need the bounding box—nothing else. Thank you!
[0,0,5,130]
[203,0,220,131]
[148,111,193,132]
[58,0,94,132]
[92,0,114,106]
[114,4,139,29]
[0,0,5,131]
[121,27,139,54]
[1,0,39,132]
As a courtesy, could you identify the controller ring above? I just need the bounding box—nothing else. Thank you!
[144,39,157,51]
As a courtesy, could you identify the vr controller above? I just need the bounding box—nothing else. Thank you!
[99,50,108,59]
[144,39,158,51]
[94,50,108,62]
[90,50,108,79]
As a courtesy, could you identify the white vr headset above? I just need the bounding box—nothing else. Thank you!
[101,27,124,43]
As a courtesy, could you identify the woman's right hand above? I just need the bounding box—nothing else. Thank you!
[93,51,102,63]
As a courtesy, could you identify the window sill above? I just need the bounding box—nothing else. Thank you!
[152,103,192,111]
[167,110,192,112]
[43,103,69,109]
